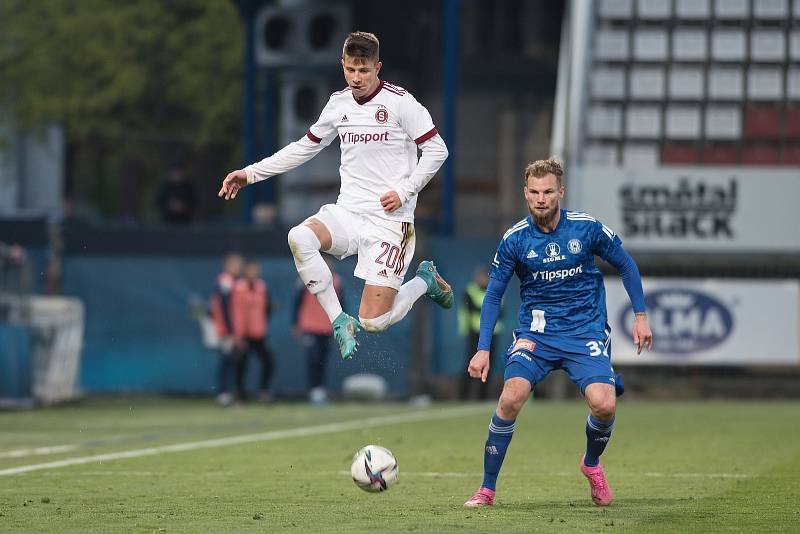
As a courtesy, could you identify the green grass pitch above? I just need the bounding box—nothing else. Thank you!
[1,398,798,533]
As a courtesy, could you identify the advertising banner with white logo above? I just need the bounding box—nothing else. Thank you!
[606,278,799,365]
[569,168,800,252]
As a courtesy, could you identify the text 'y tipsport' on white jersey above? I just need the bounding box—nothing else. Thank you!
[306,80,439,223]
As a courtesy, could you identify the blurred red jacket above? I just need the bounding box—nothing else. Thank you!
[294,274,342,335]
[231,277,269,339]
[211,272,236,338]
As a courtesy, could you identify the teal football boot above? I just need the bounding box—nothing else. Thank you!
[332,312,362,360]
[416,260,454,309]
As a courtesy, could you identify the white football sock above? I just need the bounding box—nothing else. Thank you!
[287,225,342,322]
[390,277,428,323]
[359,277,428,332]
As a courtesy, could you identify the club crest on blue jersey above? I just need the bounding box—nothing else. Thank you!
[543,242,566,263]
[568,239,582,254]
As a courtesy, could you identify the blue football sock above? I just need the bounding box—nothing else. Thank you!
[481,413,516,491]
[584,414,615,467]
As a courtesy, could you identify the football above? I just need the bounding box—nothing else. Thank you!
[350,445,399,492]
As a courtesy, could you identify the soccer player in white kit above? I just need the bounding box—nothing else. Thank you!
[219,32,453,360]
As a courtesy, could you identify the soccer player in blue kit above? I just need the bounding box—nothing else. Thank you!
[464,158,653,508]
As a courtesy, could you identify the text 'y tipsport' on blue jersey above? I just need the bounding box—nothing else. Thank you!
[489,210,622,338]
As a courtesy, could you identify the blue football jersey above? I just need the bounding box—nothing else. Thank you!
[489,210,622,337]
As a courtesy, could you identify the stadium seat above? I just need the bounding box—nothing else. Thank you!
[669,67,705,99]
[748,67,783,101]
[634,28,668,61]
[791,30,800,61]
[708,67,744,100]
[789,67,800,99]
[588,105,623,138]
[706,106,741,139]
[751,29,785,62]
[703,144,739,164]
[584,143,619,165]
[712,29,746,61]
[662,143,700,164]
[753,0,787,19]
[666,105,702,139]
[596,29,629,61]
[638,0,670,19]
[783,145,800,165]
[627,106,662,139]
[592,67,627,99]
[742,144,780,164]
[677,0,711,19]
[599,0,633,19]
[785,107,800,138]
[673,28,707,61]
[630,67,665,100]
[744,106,781,138]
[623,143,660,166]
[714,0,750,19]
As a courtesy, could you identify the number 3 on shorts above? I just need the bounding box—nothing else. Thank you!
[586,340,609,357]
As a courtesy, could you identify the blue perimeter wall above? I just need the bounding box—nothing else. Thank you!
[59,237,520,396]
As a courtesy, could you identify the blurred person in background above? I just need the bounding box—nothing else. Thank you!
[464,158,653,508]
[458,267,501,401]
[210,252,243,406]
[219,31,452,361]
[231,261,274,403]
[0,242,29,294]
[292,258,344,405]
[157,166,197,224]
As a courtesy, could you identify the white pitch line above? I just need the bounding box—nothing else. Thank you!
[336,470,477,478]
[644,472,750,479]
[332,470,750,479]
[0,445,78,459]
[0,405,487,477]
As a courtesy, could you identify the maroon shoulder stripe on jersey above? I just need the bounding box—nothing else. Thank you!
[382,85,405,96]
[414,127,438,145]
[332,87,352,96]
[306,130,322,143]
[383,82,406,95]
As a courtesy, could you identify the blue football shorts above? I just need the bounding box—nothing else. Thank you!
[503,329,624,396]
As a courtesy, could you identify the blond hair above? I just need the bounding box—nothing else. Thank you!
[524,157,564,186]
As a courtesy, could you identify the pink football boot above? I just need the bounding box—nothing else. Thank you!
[580,455,613,506]
[464,487,495,507]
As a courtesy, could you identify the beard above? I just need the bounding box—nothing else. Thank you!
[531,204,558,227]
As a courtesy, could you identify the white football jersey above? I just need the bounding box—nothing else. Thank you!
[307,81,438,222]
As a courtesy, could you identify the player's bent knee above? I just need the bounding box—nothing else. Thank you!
[287,225,320,257]
[588,395,616,420]
[593,401,616,420]
[498,390,527,418]
[359,312,392,333]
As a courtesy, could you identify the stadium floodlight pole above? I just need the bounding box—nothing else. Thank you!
[237,0,258,225]
[441,0,460,236]
[259,70,276,205]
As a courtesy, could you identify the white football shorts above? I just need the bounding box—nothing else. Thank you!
[307,204,416,290]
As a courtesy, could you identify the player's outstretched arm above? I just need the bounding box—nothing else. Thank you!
[390,134,448,212]
[632,313,653,354]
[468,350,491,383]
[218,170,248,200]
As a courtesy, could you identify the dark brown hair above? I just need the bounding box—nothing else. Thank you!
[342,31,379,63]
